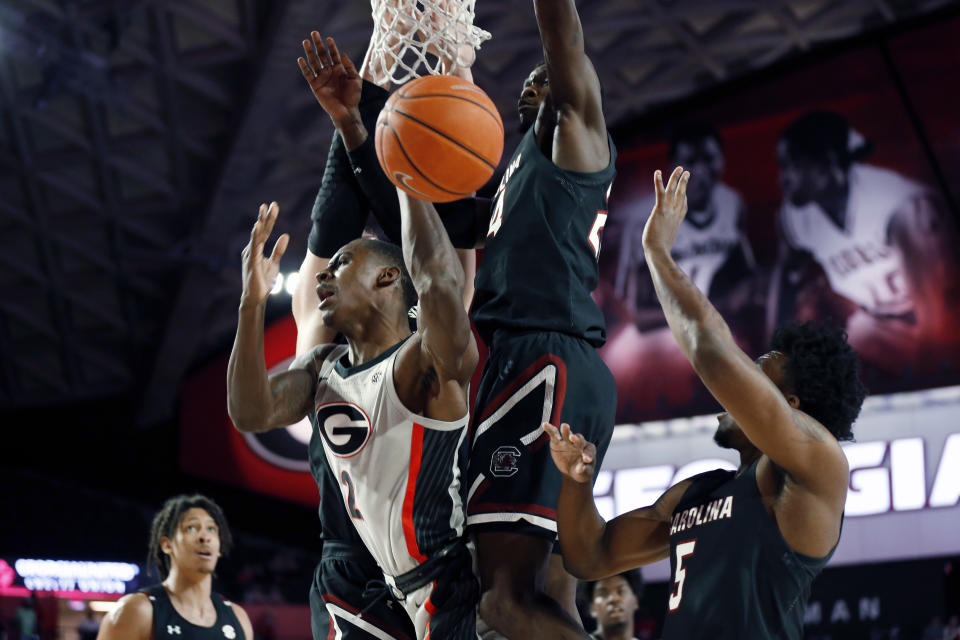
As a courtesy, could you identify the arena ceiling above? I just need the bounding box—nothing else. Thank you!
[0,0,956,424]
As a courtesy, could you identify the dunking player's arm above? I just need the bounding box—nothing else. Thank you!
[547,168,848,579]
[227,203,318,433]
[392,191,478,416]
[532,0,608,172]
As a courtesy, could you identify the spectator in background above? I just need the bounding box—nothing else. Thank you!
[771,110,960,380]
[14,596,37,640]
[580,570,647,640]
[923,616,945,640]
[945,615,960,640]
[77,607,99,640]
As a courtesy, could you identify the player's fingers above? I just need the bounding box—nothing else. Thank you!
[262,201,280,236]
[559,422,574,443]
[543,422,561,441]
[327,37,342,66]
[583,442,597,464]
[665,166,683,199]
[297,57,314,81]
[270,233,290,264]
[314,31,333,67]
[302,39,320,72]
[653,169,664,201]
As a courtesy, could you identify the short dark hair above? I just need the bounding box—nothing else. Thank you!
[770,322,867,441]
[147,494,233,580]
[578,569,644,604]
[669,123,723,159]
[779,111,872,170]
[360,238,418,310]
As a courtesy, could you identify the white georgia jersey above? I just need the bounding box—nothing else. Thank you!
[780,164,923,316]
[313,338,469,578]
[618,182,746,296]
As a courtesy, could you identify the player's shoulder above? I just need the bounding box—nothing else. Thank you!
[220,596,254,640]
[290,343,348,373]
[99,592,153,639]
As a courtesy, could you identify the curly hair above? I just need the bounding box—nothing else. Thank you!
[147,494,233,580]
[770,322,867,441]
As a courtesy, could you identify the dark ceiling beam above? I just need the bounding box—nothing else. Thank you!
[642,0,727,81]
[0,55,82,392]
[138,0,335,426]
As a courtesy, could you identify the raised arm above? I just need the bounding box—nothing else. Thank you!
[398,190,478,384]
[641,168,846,491]
[533,0,608,170]
[544,422,692,579]
[227,203,317,433]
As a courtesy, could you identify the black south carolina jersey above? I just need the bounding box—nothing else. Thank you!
[662,460,835,639]
[142,585,245,640]
[472,127,617,348]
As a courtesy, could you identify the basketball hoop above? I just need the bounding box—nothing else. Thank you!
[363,0,491,86]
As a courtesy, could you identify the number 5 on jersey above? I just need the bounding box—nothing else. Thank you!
[668,540,696,612]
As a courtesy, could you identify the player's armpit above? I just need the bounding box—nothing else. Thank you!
[96,593,152,640]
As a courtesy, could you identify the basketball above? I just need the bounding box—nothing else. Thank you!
[375,74,504,203]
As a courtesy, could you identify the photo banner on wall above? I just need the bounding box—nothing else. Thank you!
[597,15,960,424]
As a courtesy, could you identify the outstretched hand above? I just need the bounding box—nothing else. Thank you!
[240,202,289,307]
[297,32,362,125]
[544,422,597,484]
[642,166,690,254]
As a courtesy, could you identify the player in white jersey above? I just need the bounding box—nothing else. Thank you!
[227,189,480,639]
[772,111,960,376]
[605,124,759,419]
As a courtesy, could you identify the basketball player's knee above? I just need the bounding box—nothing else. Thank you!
[478,584,535,633]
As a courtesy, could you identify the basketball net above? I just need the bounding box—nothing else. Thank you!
[363,0,491,85]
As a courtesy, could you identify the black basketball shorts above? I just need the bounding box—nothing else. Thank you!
[466,330,617,540]
[310,541,416,640]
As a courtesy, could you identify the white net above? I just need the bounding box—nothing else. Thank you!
[364,0,491,85]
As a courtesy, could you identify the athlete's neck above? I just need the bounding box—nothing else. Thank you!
[162,567,213,612]
[735,446,763,475]
[342,312,411,368]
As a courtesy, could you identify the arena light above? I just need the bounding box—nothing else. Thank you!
[284,272,299,296]
[13,559,139,594]
[88,600,120,613]
[270,273,283,295]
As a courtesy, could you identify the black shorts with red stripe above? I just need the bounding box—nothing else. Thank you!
[310,541,416,640]
[466,329,616,540]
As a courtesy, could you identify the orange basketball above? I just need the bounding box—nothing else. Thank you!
[376,75,504,203]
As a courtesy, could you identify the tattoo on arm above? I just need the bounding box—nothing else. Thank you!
[790,411,826,444]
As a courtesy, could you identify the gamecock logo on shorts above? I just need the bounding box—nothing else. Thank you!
[316,402,373,458]
[491,446,521,478]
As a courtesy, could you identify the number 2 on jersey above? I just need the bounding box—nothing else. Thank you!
[668,540,696,611]
[340,470,362,519]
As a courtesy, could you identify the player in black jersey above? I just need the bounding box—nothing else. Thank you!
[466,3,617,638]
[546,167,867,639]
[97,495,253,640]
